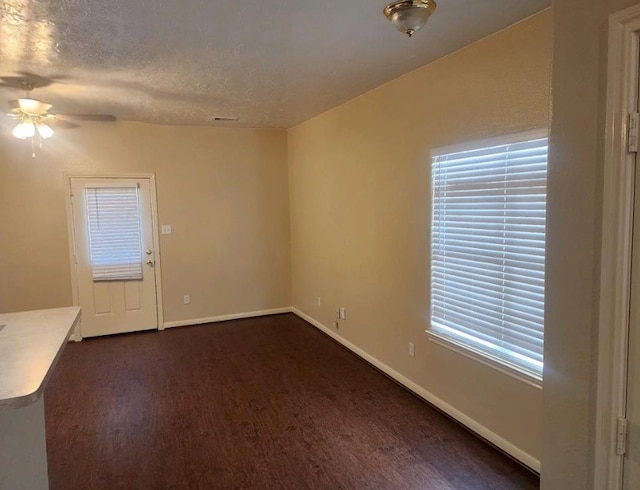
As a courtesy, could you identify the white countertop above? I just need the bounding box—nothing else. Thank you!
[0,307,81,409]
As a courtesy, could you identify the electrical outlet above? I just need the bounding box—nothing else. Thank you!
[339,307,346,320]
[317,297,321,306]
[183,295,191,305]
[409,342,415,357]
[161,224,172,235]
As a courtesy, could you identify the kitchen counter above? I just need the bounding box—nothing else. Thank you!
[0,306,80,408]
[0,306,81,490]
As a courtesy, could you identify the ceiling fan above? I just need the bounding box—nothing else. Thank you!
[6,80,116,141]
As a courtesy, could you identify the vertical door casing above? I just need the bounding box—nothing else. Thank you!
[626,153,640,488]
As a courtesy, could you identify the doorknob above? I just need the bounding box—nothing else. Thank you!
[146,249,153,255]
[146,259,155,267]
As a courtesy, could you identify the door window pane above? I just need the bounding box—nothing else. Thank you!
[85,186,143,281]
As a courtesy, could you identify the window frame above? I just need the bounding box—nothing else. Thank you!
[426,128,548,388]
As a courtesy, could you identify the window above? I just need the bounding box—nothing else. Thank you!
[429,130,548,381]
[85,186,144,281]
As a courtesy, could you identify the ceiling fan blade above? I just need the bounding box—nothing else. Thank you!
[49,118,79,129]
[0,77,33,89]
[0,72,67,89]
[55,113,116,122]
[15,71,68,86]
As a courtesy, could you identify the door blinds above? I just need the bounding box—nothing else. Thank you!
[430,135,548,379]
[85,186,144,281]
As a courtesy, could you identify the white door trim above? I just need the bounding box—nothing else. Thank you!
[64,173,165,340]
[595,5,640,489]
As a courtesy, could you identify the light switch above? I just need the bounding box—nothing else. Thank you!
[161,225,172,235]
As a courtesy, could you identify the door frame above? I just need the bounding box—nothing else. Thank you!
[64,173,165,341]
[596,4,640,489]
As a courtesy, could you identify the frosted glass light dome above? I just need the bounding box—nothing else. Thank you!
[36,123,54,140]
[12,121,36,139]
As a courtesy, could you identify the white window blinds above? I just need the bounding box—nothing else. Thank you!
[430,132,548,380]
[85,186,144,282]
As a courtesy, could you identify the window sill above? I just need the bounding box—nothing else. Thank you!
[425,330,543,390]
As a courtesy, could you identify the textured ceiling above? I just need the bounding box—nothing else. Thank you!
[0,0,551,129]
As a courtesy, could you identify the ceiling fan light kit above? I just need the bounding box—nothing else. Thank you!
[8,97,56,143]
[5,81,116,158]
[384,0,437,37]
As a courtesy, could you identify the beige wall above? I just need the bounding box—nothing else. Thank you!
[0,122,291,322]
[542,0,640,488]
[288,11,551,464]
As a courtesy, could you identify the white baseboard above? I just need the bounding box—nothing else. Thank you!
[291,307,540,473]
[162,307,292,329]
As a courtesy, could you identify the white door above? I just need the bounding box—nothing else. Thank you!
[70,177,159,337]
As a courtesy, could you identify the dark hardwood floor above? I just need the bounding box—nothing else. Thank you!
[45,313,539,489]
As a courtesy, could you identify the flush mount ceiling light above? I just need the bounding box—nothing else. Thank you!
[384,0,437,37]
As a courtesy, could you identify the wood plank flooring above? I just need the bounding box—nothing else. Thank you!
[45,313,539,489]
